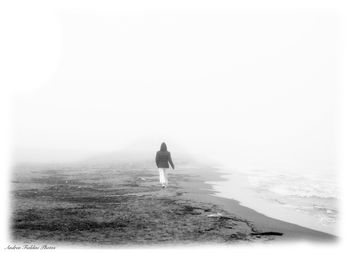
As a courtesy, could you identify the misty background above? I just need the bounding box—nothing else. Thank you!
[11,9,338,175]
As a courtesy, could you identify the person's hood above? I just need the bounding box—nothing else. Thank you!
[160,142,167,151]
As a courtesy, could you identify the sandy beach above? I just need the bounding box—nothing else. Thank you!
[10,161,336,247]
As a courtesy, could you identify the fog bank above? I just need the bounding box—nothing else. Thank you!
[12,8,338,174]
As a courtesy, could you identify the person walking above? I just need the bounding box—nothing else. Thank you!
[155,142,175,188]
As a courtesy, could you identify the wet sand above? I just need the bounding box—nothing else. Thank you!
[9,162,336,247]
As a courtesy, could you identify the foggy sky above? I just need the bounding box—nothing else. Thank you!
[11,5,338,171]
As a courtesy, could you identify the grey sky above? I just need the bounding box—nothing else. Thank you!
[12,7,338,171]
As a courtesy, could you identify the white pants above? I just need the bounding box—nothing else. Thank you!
[158,167,168,186]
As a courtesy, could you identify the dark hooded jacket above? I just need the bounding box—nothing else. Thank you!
[155,143,175,169]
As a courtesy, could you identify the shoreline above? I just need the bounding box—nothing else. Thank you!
[10,162,336,246]
[175,165,336,242]
[202,167,338,236]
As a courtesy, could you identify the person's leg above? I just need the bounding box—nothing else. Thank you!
[158,168,164,185]
[164,168,168,186]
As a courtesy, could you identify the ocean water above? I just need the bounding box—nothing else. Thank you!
[207,167,338,235]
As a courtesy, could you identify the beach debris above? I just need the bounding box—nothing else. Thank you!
[250,232,283,236]
[207,212,223,217]
[218,216,235,221]
[230,232,247,240]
